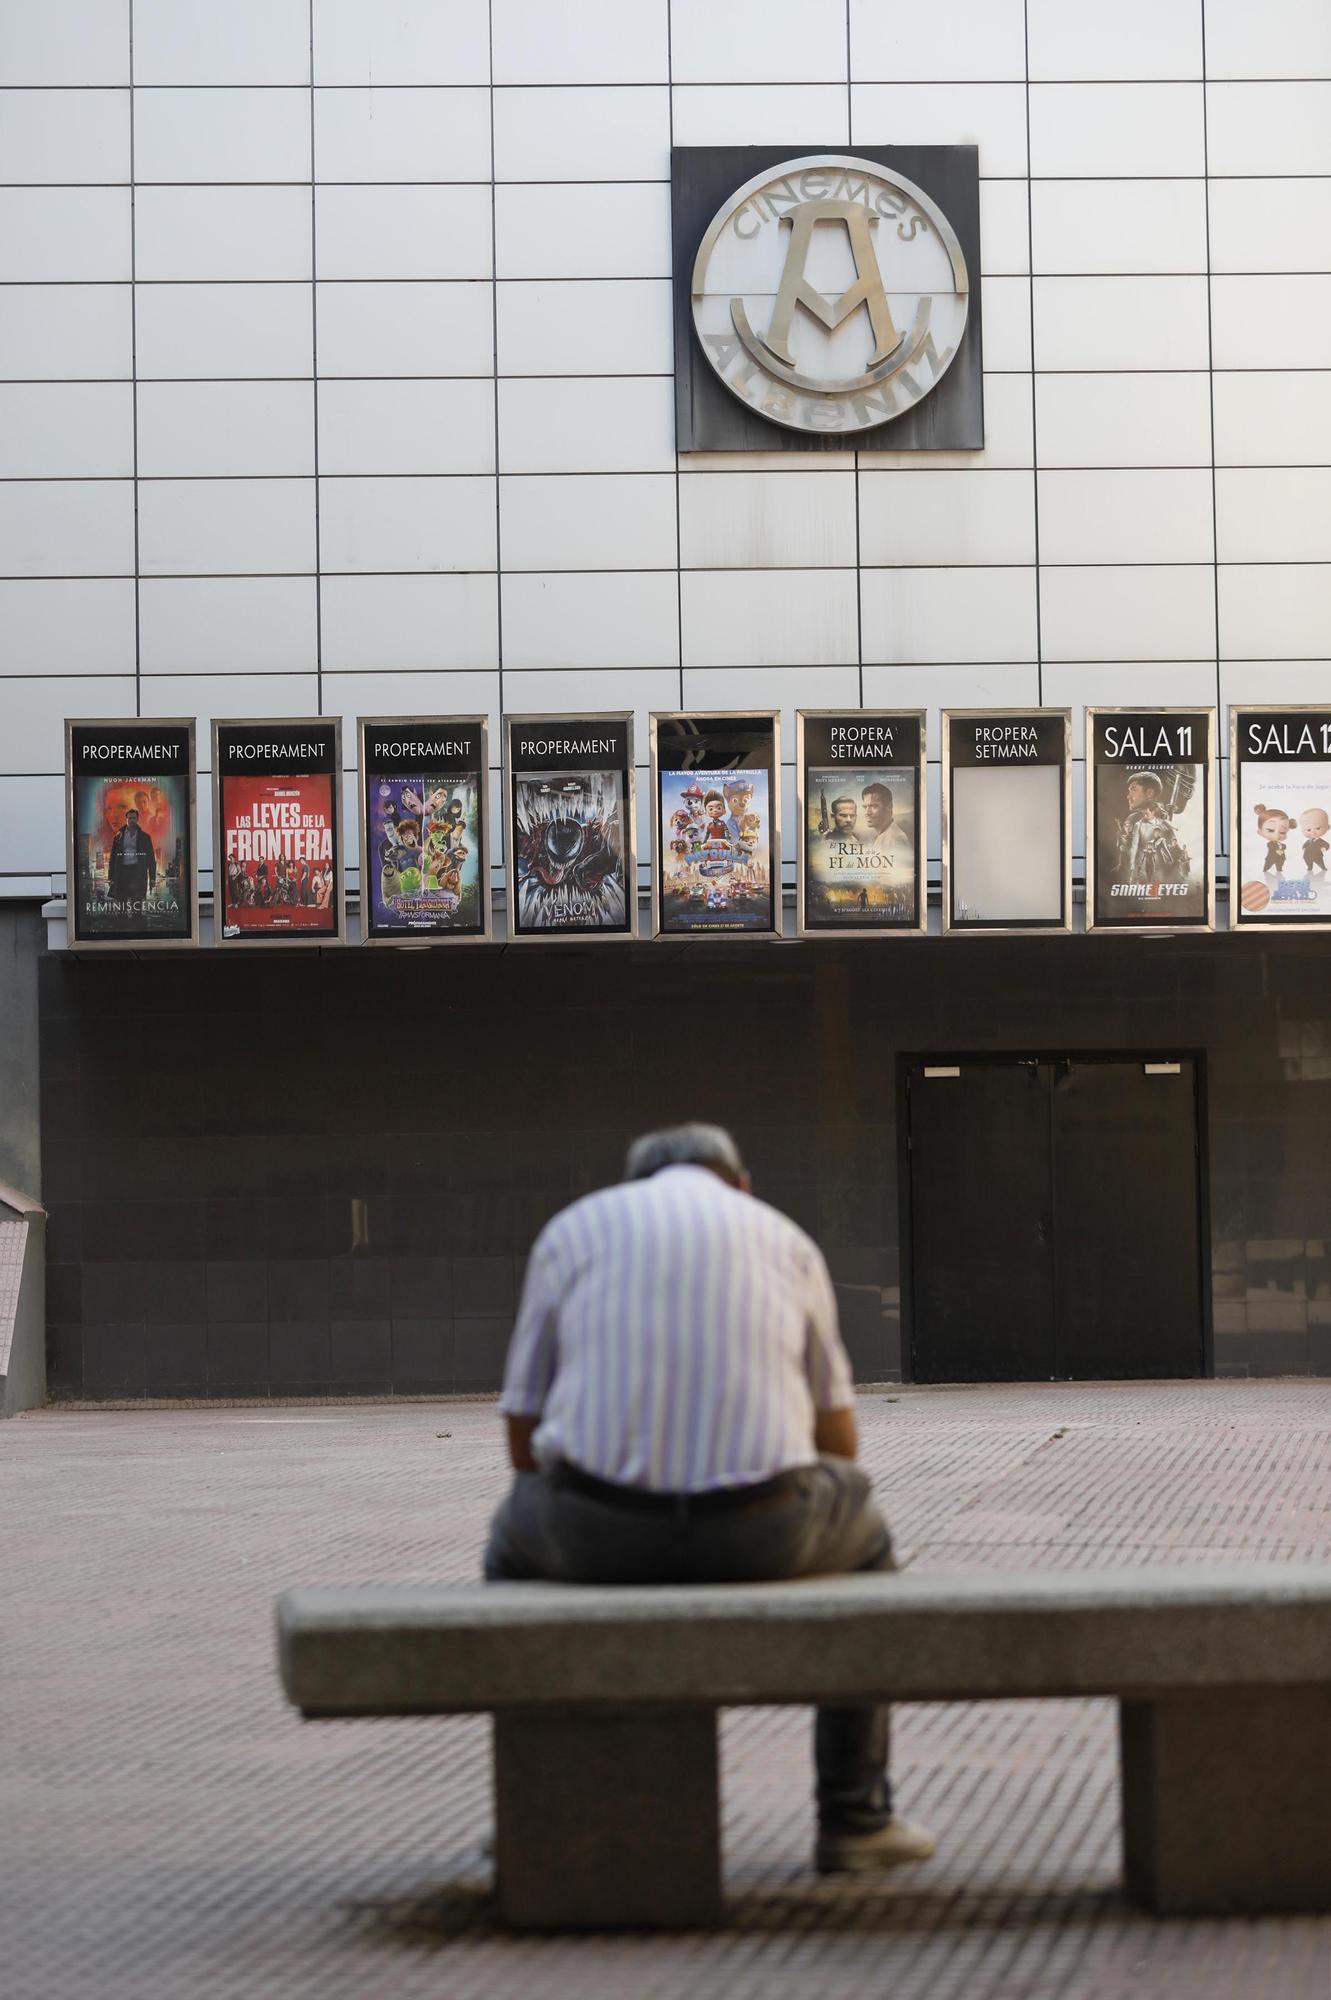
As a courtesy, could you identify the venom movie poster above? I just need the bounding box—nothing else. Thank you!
[505,714,633,938]
[359,718,488,942]
[67,720,196,946]
[1232,707,1331,929]
[1088,710,1212,930]
[798,711,923,934]
[943,710,1070,932]
[214,721,341,943]
[653,712,779,936]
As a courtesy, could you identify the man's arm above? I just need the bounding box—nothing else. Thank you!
[506,1414,540,1471]
[813,1405,858,1460]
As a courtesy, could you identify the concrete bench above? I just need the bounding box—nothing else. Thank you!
[277,1564,1331,1928]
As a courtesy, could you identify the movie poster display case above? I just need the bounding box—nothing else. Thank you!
[796,709,926,938]
[650,711,781,938]
[502,713,637,942]
[1229,705,1331,932]
[1086,708,1215,933]
[357,716,491,946]
[64,718,199,949]
[211,718,343,947]
[941,709,1072,935]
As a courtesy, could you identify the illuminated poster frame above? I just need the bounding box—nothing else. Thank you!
[650,710,781,939]
[1086,706,1215,934]
[502,712,637,943]
[941,708,1072,936]
[64,717,199,950]
[357,716,492,946]
[1229,704,1331,933]
[212,717,344,948]
[796,708,926,938]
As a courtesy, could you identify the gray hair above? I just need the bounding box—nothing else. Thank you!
[624,1123,745,1185]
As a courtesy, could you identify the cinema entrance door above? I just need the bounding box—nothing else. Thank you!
[903,1056,1207,1382]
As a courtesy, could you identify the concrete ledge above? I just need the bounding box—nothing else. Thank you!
[278,1564,1331,1715]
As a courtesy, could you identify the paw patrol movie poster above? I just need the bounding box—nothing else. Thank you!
[653,712,779,937]
[360,718,488,942]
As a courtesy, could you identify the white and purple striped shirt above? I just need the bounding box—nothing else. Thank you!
[499,1163,854,1492]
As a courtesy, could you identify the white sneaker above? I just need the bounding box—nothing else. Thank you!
[815,1815,936,1875]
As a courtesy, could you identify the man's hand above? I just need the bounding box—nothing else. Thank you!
[814,1406,858,1461]
[506,1414,540,1472]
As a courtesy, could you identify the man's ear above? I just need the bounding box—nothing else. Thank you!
[737,1169,753,1195]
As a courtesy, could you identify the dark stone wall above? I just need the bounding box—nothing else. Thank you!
[37,931,1331,1400]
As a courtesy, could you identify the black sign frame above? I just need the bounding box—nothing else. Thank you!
[211,717,344,949]
[1229,704,1331,933]
[1086,706,1216,934]
[64,717,199,950]
[650,710,782,940]
[795,708,926,937]
[357,715,492,947]
[941,708,1072,935]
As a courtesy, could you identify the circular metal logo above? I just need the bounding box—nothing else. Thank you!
[691,154,970,437]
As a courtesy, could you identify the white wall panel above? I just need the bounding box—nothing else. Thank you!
[319,475,497,573]
[1204,0,1331,80]
[497,378,676,473]
[321,669,500,741]
[1211,277,1331,369]
[501,474,677,571]
[503,667,680,743]
[1209,181,1331,276]
[1042,661,1219,720]
[1034,277,1210,370]
[133,90,311,184]
[502,571,678,669]
[496,281,674,376]
[679,471,857,570]
[978,182,1030,274]
[1219,568,1331,660]
[135,0,310,85]
[671,0,847,85]
[491,0,669,85]
[1037,470,1215,566]
[494,87,671,181]
[0,89,129,183]
[861,567,1038,664]
[136,187,311,281]
[1212,372,1331,467]
[0,777,68,874]
[682,665,862,748]
[682,569,857,667]
[1035,373,1213,468]
[1206,84,1331,178]
[311,0,490,87]
[0,0,129,86]
[313,88,491,183]
[1041,566,1216,661]
[670,85,849,149]
[850,0,1026,83]
[315,280,492,378]
[0,188,130,281]
[861,662,1041,752]
[0,580,136,674]
[1031,180,1208,276]
[1030,85,1204,180]
[0,481,134,577]
[136,382,315,478]
[1216,470,1331,564]
[980,277,1033,370]
[860,373,1034,470]
[1027,0,1201,80]
[860,470,1036,567]
[320,573,499,670]
[134,284,313,379]
[316,378,495,475]
[0,284,133,379]
[140,674,319,750]
[138,578,318,673]
[137,479,316,576]
[495,184,671,281]
[315,185,492,280]
[0,382,133,478]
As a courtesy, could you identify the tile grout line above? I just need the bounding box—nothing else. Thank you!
[128,0,141,717]
[308,0,323,717]
[1023,0,1043,706]
[1200,4,1225,856]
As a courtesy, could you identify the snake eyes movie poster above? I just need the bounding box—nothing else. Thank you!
[1088,710,1212,931]
[67,721,195,946]
[505,715,634,939]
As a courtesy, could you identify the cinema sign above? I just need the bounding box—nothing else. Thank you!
[674,145,983,452]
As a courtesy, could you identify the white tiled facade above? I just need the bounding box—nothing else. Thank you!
[2,0,1329,896]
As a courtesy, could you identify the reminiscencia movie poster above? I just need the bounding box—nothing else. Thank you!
[74,759,190,941]
[659,766,773,932]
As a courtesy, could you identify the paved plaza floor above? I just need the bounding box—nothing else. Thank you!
[4,1381,1331,1999]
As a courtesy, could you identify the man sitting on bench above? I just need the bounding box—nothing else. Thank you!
[484,1121,934,1876]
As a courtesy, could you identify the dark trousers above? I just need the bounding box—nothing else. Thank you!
[483,1454,894,1833]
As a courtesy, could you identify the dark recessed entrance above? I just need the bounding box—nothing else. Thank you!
[903,1055,1208,1383]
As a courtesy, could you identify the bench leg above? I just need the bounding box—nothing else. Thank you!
[1120,1686,1331,1915]
[492,1707,722,1929]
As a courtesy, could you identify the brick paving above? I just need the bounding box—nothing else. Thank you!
[3,1381,1331,1999]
